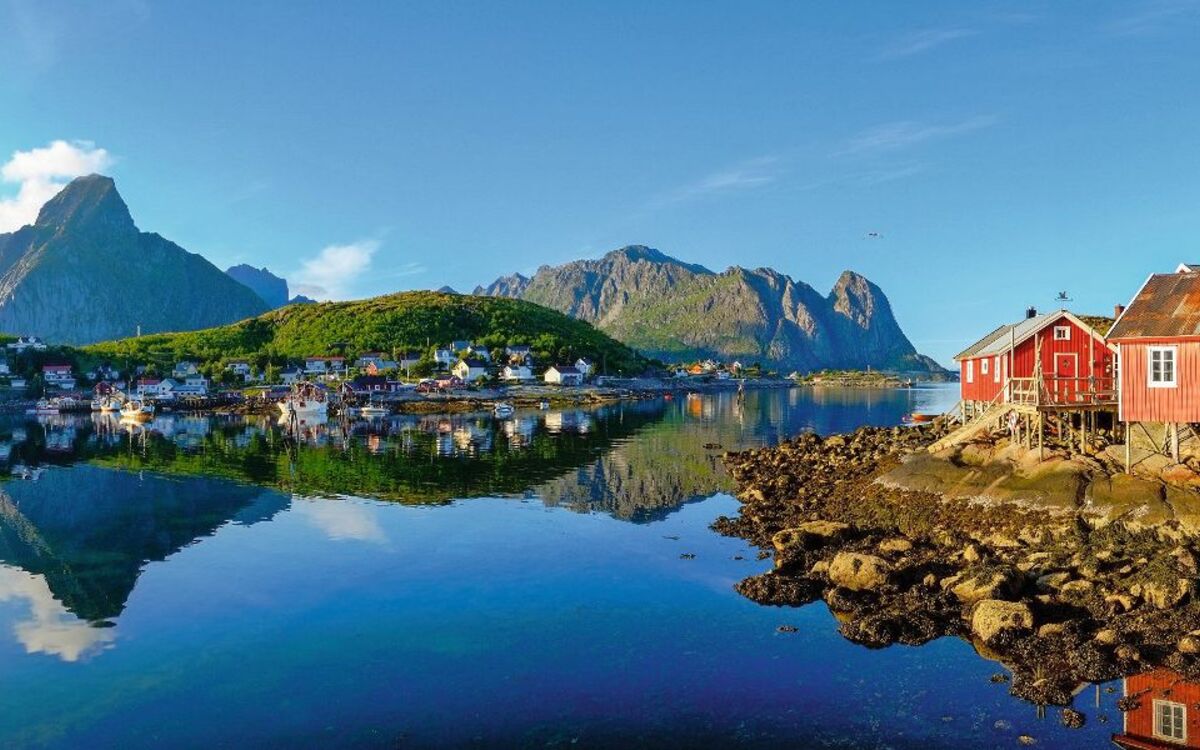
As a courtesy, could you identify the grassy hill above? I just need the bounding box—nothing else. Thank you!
[82,291,650,375]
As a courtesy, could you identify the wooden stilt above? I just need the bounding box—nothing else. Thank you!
[1125,423,1131,474]
[1172,422,1180,463]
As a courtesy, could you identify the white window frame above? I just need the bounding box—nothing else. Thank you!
[1154,699,1187,743]
[1053,325,1071,341]
[980,358,989,376]
[966,360,974,384]
[1148,346,1178,389]
[993,356,1001,383]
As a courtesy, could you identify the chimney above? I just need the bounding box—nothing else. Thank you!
[1025,306,1037,319]
[1114,304,1125,319]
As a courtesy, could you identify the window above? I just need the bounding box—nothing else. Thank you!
[966,360,974,383]
[1054,326,1071,341]
[994,356,1001,383]
[1155,700,1186,742]
[981,359,989,375]
[1149,346,1178,388]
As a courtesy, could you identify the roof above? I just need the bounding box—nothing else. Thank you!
[1109,272,1200,339]
[457,358,488,367]
[550,365,582,374]
[954,310,1113,360]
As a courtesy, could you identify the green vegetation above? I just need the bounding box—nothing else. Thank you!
[81,291,650,376]
[792,369,908,388]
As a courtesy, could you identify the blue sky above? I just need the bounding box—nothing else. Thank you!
[2,1,1199,364]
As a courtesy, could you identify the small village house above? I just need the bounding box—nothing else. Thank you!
[280,368,303,385]
[450,340,472,354]
[468,345,492,363]
[1111,668,1199,749]
[173,361,200,379]
[502,363,533,382]
[175,375,210,397]
[953,308,1115,413]
[505,344,532,361]
[544,365,583,386]
[434,348,455,366]
[304,356,346,376]
[452,358,489,382]
[396,351,421,372]
[574,357,594,378]
[0,361,9,376]
[6,336,46,353]
[355,352,388,370]
[42,364,76,390]
[93,381,117,396]
[226,360,253,380]
[1108,266,1200,461]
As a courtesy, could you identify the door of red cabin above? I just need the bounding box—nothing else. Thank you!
[1054,353,1078,403]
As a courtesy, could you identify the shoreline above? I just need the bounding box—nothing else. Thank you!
[717,419,1200,713]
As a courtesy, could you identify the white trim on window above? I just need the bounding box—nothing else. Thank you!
[1154,698,1187,743]
[1148,346,1178,389]
[981,358,989,376]
[1053,325,1071,341]
[966,360,974,384]
[993,356,1000,383]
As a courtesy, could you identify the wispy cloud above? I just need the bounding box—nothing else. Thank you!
[650,156,780,209]
[875,27,976,60]
[0,565,116,662]
[1104,0,1199,36]
[835,115,997,157]
[292,497,387,544]
[292,239,380,300]
[0,139,114,232]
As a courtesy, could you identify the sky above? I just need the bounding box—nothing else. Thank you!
[2,1,1200,364]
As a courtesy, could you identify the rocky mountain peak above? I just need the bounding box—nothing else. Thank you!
[606,245,712,274]
[226,264,290,308]
[35,174,135,236]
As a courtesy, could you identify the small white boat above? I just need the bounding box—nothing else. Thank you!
[278,383,328,421]
[32,399,59,415]
[493,402,515,418]
[120,399,155,421]
[100,396,122,413]
[538,400,550,410]
[360,405,390,419]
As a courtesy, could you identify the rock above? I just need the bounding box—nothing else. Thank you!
[1018,734,1036,745]
[1116,645,1141,662]
[1179,635,1200,654]
[952,567,1022,604]
[1142,578,1194,610]
[776,624,798,633]
[879,538,912,553]
[922,573,938,588]
[828,552,892,592]
[1038,623,1066,638]
[963,544,984,563]
[1060,708,1085,729]
[810,560,830,575]
[1059,579,1094,598]
[1094,629,1118,646]
[1105,593,1135,613]
[971,600,1034,643]
[1035,571,1071,592]
[772,521,850,555]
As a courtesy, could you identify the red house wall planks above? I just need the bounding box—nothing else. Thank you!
[1118,339,1200,423]
[1115,669,1200,748]
[958,313,1113,404]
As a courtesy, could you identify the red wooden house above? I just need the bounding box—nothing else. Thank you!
[1109,268,1200,426]
[1113,668,1200,748]
[954,309,1115,408]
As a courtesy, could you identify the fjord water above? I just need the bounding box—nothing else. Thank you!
[0,388,1121,749]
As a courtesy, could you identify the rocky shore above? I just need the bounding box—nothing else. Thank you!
[715,420,1200,712]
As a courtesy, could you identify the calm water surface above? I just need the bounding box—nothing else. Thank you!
[0,387,1132,748]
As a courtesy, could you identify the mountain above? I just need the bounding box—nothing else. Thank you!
[0,175,268,344]
[85,290,650,374]
[226,264,289,308]
[475,245,943,373]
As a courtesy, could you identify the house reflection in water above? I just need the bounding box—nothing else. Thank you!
[1115,668,1200,748]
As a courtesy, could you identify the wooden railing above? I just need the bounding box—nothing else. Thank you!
[1002,376,1115,407]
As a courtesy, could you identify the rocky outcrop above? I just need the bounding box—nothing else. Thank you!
[476,245,945,374]
[0,175,268,344]
[226,264,289,308]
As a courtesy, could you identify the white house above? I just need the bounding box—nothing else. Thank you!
[7,336,46,352]
[506,344,532,360]
[175,375,210,396]
[544,365,583,386]
[42,364,75,389]
[450,340,472,354]
[355,352,388,370]
[173,361,200,379]
[468,345,492,362]
[280,368,303,385]
[305,356,346,376]
[227,360,253,380]
[574,358,594,378]
[434,348,455,367]
[452,358,489,382]
[501,364,533,382]
[136,378,177,399]
[397,351,422,371]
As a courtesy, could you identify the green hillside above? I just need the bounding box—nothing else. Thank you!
[83,291,650,374]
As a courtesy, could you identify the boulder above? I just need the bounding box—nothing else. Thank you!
[878,538,912,554]
[772,521,850,554]
[1141,578,1194,610]
[828,552,892,592]
[952,567,1022,604]
[971,600,1034,643]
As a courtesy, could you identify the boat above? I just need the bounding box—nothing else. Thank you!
[538,400,550,410]
[32,399,59,415]
[493,402,515,418]
[120,399,155,421]
[360,404,390,419]
[278,383,328,421]
[906,413,935,424]
[100,396,122,412]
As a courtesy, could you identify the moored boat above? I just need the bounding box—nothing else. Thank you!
[278,382,328,421]
[120,399,155,421]
[360,404,389,419]
[32,399,59,415]
[493,402,515,418]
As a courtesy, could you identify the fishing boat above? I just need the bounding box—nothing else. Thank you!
[100,396,122,412]
[905,413,935,424]
[278,382,328,421]
[120,399,155,421]
[360,404,389,419]
[493,402,515,418]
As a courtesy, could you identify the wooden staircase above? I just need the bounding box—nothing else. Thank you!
[928,393,1034,453]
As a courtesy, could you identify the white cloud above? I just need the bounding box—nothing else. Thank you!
[292,239,380,300]
[292,497,387,543]
[0,139,114,232]
[0,565,116,662]
[835,116,997,157]
[876,28,976,60]
[651,156,780,209]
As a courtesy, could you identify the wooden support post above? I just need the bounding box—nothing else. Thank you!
[1125,422,1131,474]
[1172,422,1180,464]
[1038,414,1044,460]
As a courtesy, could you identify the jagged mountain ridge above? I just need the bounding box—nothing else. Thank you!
[475,245,942,373]
[226,264,289,308]
[0,175,268,344]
